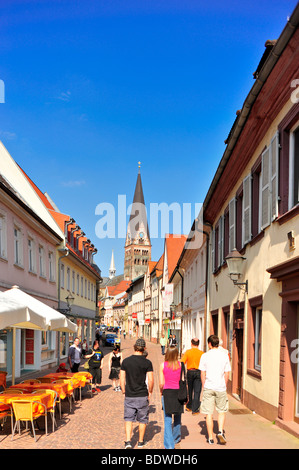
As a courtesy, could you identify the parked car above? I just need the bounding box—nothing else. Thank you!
[105,333,120,348]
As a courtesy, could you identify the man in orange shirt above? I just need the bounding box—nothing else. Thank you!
[181,338,203,415]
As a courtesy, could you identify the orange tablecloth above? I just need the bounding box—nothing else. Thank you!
[0,391,54,415]
[43,373,88,388]
[9,382,68,400]
[0,403,10,413]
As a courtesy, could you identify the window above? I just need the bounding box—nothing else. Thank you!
[254,307,262,371]
[49,252,55,281]
[289,124,299,209]
[229,198,236,252]
[0,214,7,259]
[251,156,262,238]
[81,276,83,297]
[261,132,279,229]
[14,226,23,266]
[28,238,35,272]
[60,264,65,288]
[39,245,45,277]
[77,274,80,295]
[67,267,70,291]
[242,175,252,245]
[72,270,75,293]
[88,281,90,300]
[85,279,87,298]
[248,296,263,378]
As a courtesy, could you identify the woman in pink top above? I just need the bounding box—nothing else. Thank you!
[159,347,185,449]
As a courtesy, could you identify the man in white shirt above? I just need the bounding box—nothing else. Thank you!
[199,335,231,445]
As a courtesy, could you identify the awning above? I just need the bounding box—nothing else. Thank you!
[1,286,77,333]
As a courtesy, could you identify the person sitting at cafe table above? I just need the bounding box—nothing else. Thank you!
[56,362,69,373]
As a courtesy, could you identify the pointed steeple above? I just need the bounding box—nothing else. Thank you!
[127,162,150,243]
[109,250,116,279]
[124,163,151,281]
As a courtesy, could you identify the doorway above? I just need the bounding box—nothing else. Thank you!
[232,306,244,400]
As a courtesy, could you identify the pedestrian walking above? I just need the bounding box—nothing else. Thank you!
[84,340,104,393]
[108,345,123,391]
[199,334,231,445]
[160,333,167,355]
[123,330,126,340]
[120,338,154,449]
[68,337,82,373]
[81,338,88,356]
[159,346,184,449]
[181,338,204,414]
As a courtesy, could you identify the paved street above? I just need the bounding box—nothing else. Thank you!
[1,337,299,450]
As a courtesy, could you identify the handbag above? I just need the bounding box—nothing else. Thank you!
[83,360,90,370]
[177,362,188,404]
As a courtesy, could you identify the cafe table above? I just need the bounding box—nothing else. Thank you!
[9,382,69,419]
[43,372,92,401]
[9,382,69,400]
[0,390,54,416]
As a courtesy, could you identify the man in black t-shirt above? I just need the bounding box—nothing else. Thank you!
[120,338,154,449]
[84,340,104,393]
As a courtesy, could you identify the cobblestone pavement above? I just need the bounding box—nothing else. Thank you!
[1,337,299,450]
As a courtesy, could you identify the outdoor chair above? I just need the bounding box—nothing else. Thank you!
[11,399,47,442]
[0,372,7,391]
[37,377,56,384]
[0,404,13,440]
[31,389,58,432]
[0,389,24,394]
[20,379,41,384]
[76,373,93,399]
[52,379,75,412]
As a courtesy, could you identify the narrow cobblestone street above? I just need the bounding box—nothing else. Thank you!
[1,337,299,451]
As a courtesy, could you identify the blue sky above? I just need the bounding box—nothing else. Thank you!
[0,0,297,277]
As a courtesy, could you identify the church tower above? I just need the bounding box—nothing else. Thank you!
[124,163,151,281]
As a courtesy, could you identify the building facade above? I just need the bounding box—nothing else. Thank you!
[0,142,65,379]
[203,7,299,436]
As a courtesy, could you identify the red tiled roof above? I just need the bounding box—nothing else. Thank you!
[148,261,157,274]
[18,164,56,211]
[107,280,131,297]
[18,164,100,278]
[151,253,164,278]
[165,234,187,281]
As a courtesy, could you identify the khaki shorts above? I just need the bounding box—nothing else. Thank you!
[200,389,229,414]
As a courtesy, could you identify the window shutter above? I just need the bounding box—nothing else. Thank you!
[218,215,224,266]
[261,147,270,229]
[211,229,215,273]
[229,198,236,252]
[242,174,251,245]
[270,131,279,220]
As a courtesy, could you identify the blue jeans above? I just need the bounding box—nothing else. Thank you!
[162,396,181,449]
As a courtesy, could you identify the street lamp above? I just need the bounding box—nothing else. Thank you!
[66,293,75,311]
[225,250,248,293]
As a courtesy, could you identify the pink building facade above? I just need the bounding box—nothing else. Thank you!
[0,175,63,380]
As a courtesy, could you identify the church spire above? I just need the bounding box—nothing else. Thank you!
[127,163,150,241]
[109,250,116,279]
[124,164,151,281]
